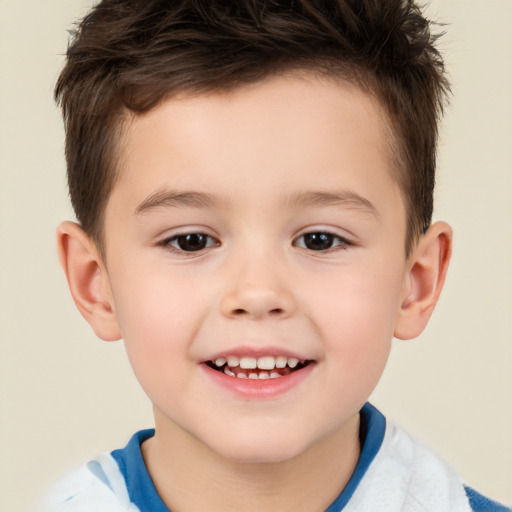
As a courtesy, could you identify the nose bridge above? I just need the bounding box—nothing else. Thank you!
[219,239,295,320]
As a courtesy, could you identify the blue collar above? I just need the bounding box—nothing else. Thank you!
[111,403,386,512]
[324,403,386,511]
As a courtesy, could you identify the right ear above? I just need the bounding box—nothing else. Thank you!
[57,221,121,341]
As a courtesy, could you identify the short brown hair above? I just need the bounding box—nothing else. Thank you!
[55,0,450,254]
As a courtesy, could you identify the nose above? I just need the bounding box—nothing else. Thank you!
[219,254,296,320]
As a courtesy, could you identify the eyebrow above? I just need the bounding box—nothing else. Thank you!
[285,190,380,218]
[134,188,379,218]
[135,190,228,215]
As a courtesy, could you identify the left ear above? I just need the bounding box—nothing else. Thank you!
[394,221,452,340]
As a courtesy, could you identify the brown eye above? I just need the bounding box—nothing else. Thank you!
[302,232,335,250]
[294,231,352,252]
[167,233,217,252]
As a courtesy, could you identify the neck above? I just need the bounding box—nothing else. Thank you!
[141,411,361,512]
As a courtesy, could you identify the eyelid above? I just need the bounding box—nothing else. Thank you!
[155,224,218,241]
[292,228,355,251]
[156,228,220,255]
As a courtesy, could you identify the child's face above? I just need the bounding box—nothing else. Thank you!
[102,73,410,463]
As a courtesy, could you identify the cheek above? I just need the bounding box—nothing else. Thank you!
[111,260,205,336]
[308,258,404,333]
[108,269,203,385]
[306,261,404,390]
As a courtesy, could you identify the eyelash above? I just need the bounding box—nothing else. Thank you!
[158,230,354,255]
[293,231,353,252]
[158,232,219,254]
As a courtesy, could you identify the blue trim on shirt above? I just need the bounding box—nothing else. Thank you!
[465,485,510,512]
[111,429,169,512]
[324,403,386,511]
[110,403,385,512]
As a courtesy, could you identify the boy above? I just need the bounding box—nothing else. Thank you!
[45,0,509,511]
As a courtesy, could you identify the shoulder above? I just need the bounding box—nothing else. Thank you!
[344,406,510,512]
[35,453,139,512]
[352,417,509,512]
[464,486,511,512]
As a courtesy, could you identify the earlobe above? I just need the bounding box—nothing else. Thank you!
[57,221,121,341]
[394,221,452,340]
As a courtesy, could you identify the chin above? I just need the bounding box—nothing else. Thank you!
[204,430,312,465]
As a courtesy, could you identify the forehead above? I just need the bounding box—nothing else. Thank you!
[110,72,403,220]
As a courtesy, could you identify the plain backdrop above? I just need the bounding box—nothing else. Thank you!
[1,1,511,510]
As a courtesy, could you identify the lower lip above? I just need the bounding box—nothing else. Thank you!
[200,363,315,399]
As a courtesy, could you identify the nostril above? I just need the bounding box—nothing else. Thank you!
[231,307,284,317]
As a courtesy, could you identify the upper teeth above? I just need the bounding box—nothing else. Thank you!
[214,356,301,370]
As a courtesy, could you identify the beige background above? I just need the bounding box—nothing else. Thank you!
[1,1,511,510]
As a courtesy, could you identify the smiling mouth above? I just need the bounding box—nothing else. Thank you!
[205,355,311,380]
